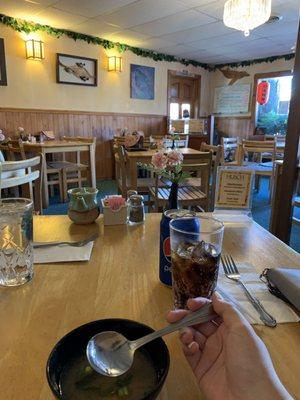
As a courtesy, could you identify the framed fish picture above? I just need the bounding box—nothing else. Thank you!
[56,53,97,86]
[0,38,7,86]
[130,64,155,100]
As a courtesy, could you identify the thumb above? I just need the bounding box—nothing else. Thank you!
[212,292,247,328]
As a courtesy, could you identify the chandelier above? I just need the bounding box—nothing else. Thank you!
[223,0,272,37]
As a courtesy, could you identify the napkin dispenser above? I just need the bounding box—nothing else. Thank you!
[261,268,300,311]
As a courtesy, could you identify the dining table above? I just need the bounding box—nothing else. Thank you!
[23,140,96,208]
[126,147,205,191]
[0,214,299,399]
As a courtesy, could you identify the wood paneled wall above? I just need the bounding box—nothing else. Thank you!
[0,108,167,179]
[215,116,254,140]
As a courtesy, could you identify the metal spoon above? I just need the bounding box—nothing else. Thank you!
[86,302,217,377]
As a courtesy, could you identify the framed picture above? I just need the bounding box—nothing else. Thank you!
[130,64,155,100]
[56,53,97,86]
[0,38,7,86]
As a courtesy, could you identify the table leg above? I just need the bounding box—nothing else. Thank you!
[89,144,96,188]
[42,152,49,209]
[129,159,138,191]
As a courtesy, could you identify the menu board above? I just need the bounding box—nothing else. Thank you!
[213,84,251,115]
[215,168,253,209]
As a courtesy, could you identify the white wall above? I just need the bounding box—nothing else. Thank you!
[0,25,211,115]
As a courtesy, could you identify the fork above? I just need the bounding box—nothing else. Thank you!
[33,233,99,249]
[221,254,277,327]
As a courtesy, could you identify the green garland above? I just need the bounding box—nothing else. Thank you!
[0,13,295,71]
[216,53,295,69]
[0,14,213,71]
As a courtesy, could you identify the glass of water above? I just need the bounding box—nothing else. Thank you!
[0,198,34,287]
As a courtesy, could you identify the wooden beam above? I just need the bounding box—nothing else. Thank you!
[270,22,300,243]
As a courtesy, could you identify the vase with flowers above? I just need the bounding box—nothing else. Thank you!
[139,149,189,210]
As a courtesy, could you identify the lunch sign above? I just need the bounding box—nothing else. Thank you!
[215,167,254,210]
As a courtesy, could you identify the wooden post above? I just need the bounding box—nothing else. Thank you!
[270,22,300,243]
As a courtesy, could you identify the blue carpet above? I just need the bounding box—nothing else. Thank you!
[44,178,299,253]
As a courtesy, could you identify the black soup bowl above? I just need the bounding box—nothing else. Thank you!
[47,319,170,400]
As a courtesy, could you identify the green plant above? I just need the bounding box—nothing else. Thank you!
[257,111,288,135]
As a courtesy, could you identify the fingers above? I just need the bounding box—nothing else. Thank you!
[212,292,249,328]
[166,309,189,324]
[182,341,199,357]
[186,297,210,311]
[180,327,206,351]
[186,297,220,336]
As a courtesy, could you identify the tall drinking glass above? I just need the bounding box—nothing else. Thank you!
[170,216,224,309]
[0,198,34,287]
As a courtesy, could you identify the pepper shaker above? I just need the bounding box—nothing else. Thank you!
[128,195,145,225]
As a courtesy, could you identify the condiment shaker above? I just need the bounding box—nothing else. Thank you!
[128,195,145,225]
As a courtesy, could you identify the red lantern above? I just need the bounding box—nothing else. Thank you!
[256,81,270,105]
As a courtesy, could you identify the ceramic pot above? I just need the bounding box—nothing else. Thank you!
[68,187,100,224]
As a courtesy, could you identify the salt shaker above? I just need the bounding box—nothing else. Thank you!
[128,195,145,225]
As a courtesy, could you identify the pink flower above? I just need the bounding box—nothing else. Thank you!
[17,127,24,133]
[167,150,183,166]
[104,195,125,211]
[152,151,168,170]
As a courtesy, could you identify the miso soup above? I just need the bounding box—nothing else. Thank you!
[60,350,157,400]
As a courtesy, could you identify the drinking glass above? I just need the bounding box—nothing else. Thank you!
[170,216,224,309]
[0,198,34,287]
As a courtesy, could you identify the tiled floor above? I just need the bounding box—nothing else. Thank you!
[44,177,300,253]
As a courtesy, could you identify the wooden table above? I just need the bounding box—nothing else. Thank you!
[126,148,204,190]
[23,141,96,208]
[0,214,299,399]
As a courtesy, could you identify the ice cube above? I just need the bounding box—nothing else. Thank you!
[192,241,219,259]
[176,242,195,259]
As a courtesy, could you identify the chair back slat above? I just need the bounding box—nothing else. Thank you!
[200,143,222,207]
[0,155,43,213]
[1,156,41,171]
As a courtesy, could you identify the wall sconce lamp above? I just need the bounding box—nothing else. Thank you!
[25,39,45,60]
[108,56,122,72]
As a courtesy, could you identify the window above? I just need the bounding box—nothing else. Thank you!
[255,74,293,135]
[170,102,179,120]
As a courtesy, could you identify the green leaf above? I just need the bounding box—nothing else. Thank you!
[0,13,294,71]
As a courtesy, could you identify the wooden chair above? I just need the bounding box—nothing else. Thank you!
[113,145,159,201]
[200,143,223,209]
[0,156,43,213]
[275,135,286,159]
[239,140,276,196]
[221,137,240,165]
[149,152,212,212]
[171,120,184,133]
[2,139,64,204]
[48,136,96,202]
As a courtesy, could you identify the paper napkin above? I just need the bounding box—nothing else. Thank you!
[34,242,94,264]
[217,262,300,325]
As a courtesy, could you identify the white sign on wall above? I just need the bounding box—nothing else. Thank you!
[213,84,251,115]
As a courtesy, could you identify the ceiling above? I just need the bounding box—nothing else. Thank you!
[0,0,299,64]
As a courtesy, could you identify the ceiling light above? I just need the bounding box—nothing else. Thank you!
[25,39,45,60]
[223,0,272,37]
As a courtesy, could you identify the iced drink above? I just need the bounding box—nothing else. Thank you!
[170,216,224,309]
